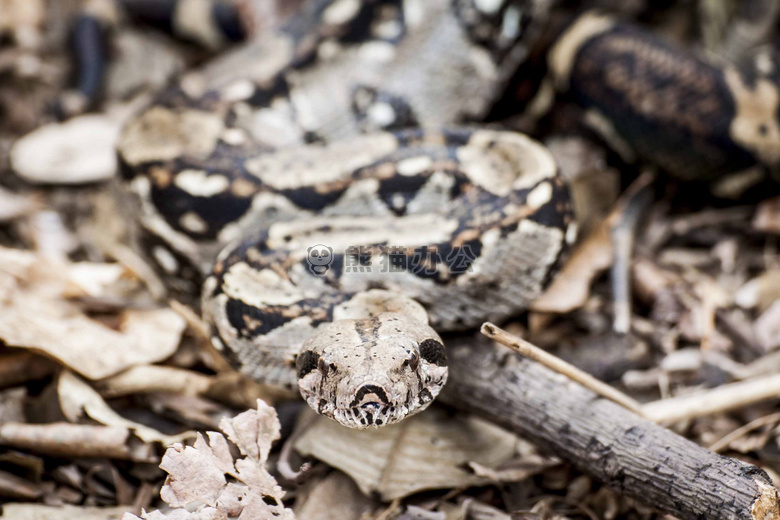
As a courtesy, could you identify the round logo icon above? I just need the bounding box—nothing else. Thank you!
[307,244,333,275]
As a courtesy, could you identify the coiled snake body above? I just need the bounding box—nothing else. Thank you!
[118,1,780,428]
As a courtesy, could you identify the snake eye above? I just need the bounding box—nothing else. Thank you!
[419,339,447,366]
[296,350,320,379]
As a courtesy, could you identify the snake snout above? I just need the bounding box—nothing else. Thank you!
[360,401,383,414]
[351,384,390,408]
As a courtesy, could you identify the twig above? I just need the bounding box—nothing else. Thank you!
[642,373,780,424]
[484,324,780,427]
[481,323,645,416]
[708,412,780,453]
[609,170,655,333]
[440,333,780,520]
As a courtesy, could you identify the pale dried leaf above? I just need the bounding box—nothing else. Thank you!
[159,433,233,508]
[0,246,38,279]
[1,504,128,520]
[137,400,294,520]
[218,399,280,463]
[0,292,185,379]
[63,262,130,298]
[0,421,152,460]
[531,222,612,313]
[107,31,186,98]
[10,114,121,184]
[96,365,214,398]
[295,407,522,500]
[57,370,193,445]
[294,472,375,520]
[468,456,558,483]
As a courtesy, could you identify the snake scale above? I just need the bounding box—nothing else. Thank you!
[116,0,780,428]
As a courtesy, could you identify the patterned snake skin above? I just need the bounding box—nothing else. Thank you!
[118,1,780,428]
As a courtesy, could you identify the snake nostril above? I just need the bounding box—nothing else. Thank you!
[361,402,382,414]
[350,384,390,409]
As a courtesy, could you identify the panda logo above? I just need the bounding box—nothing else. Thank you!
[307,244,333,276]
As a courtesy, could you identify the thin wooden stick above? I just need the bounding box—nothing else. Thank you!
[481,323,646,417]
[708,411,780,453]
[440,333,780,520]
[642,374,780,424]
[484,323,780,427]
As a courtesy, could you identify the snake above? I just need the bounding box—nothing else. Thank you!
[116,0,780,428]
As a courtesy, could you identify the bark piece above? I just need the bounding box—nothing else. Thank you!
[439,334,780,520]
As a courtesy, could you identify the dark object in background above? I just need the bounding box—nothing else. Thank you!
[66,0,248,113]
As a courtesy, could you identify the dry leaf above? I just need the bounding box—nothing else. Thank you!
[10,114,121,184]
[124,400,295,520]
[95,365,214,399]
[0,249,185,379]
[0,504,128,520]
[295,407,523,500]
[218,399,280,463]
[530,222,612,313]
[0,304,185,380]
[294,472,375,520]
[63,262,130,299]
[57,370,193,445]
[0,421,153,461]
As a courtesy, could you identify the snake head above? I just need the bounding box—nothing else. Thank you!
[295,313,448,429]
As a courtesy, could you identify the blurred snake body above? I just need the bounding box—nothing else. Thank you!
[118,1,779,428]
